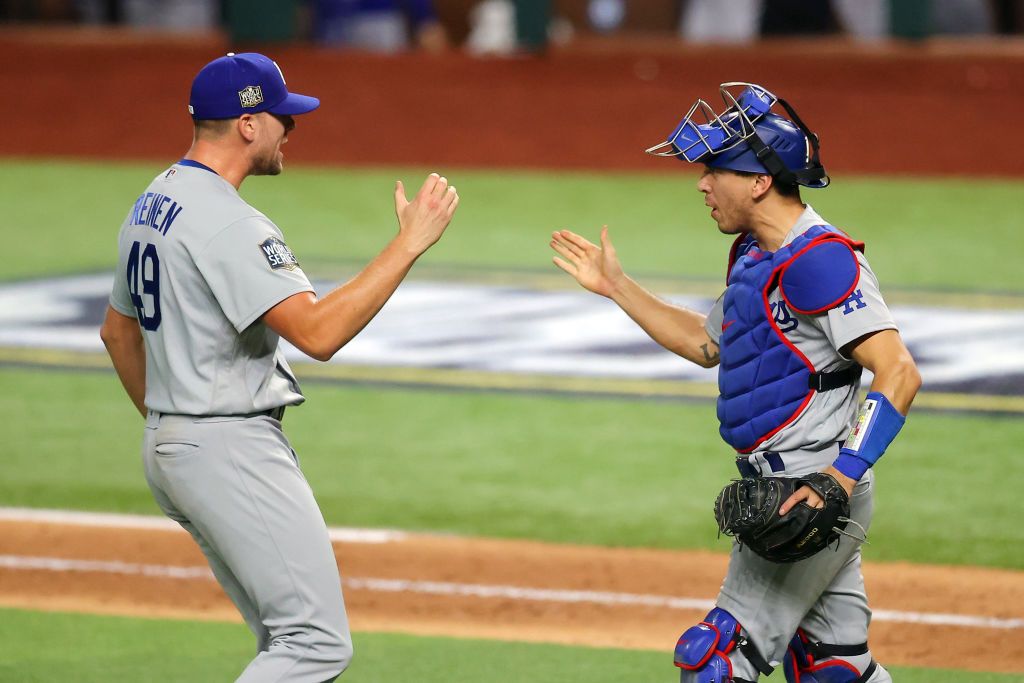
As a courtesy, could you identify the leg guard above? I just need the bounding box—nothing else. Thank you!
[674,607,769,682]
[783,629,879,683]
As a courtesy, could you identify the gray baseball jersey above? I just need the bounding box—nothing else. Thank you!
[704,204,897,461]
[112,159,353,681]
[109,161,312,415]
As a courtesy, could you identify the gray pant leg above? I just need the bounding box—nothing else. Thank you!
[143,414,352,682]
[715,471,876,680]
[142,427,271,651]
[186,519,273,652]
[799,533,888,680]
[868,664,893,681]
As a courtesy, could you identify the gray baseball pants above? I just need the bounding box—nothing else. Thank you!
[715,449,892,682]
[142,411,353,682]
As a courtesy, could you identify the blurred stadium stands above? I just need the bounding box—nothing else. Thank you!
[0,0,1022,176]
[2,1,1022,47]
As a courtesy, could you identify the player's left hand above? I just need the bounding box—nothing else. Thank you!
[779,466,856,515]
[393,173,459,255]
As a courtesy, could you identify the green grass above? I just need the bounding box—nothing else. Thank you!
[2,366,1022,569]
[2,158,1021,680]
[0,609,1018,682]
[0,158,1021,290]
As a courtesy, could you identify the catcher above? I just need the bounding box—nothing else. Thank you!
[550,83,920,682]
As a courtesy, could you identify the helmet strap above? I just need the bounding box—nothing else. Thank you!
[747,132,797,186]
[744,97,828,188]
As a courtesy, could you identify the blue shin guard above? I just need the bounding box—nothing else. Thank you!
[783,630,878,683]
[675,608,761,682]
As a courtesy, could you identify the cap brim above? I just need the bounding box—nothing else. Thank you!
[268,93,320,116]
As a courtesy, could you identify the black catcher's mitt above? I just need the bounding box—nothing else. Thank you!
[713,473,852,563]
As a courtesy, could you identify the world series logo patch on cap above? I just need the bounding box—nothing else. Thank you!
[239,85,264,108]
[260,237,299,271]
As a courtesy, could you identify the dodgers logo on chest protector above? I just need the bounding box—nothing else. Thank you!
[717,225,863,452]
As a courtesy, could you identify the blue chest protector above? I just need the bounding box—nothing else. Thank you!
[717,224,864,453]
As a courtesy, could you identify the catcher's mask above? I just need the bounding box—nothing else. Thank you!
[646,82,829,189]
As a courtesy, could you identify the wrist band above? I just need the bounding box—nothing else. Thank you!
[833,392,906,481]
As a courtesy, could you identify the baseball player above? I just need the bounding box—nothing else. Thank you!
[549,83,920,682]
[99,52,458,681]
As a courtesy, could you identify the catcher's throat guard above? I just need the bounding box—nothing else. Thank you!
[646,82,829,189]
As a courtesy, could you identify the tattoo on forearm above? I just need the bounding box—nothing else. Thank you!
[701,343,719,363]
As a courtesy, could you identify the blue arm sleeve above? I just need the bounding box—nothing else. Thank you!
[832,391,906,480]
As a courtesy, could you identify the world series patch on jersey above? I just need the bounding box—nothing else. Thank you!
[260,236,300,271]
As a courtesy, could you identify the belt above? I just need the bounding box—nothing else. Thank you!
[808,364,862,391]
[736,452,785,477]
[258,406,286,421]
[735,441,846,478]
[150,407,286,422]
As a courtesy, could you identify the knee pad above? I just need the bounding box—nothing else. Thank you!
[783,629,878,683]
[674,608,765,683]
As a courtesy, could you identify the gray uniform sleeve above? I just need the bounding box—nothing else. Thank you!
[820,252,897,358]
[109,266,135,317]
[704,292,725,346]
[194,216,314,332]
[109,228,137,317]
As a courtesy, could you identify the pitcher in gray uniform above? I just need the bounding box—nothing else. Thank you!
[549,83,920,682]
[100,52,459,682]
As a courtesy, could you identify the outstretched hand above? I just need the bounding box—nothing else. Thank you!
[550,226,624,298]
[394,172,459,256]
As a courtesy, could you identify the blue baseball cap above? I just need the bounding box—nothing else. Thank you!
[188,52,320,120]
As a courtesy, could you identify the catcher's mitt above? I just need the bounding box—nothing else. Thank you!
[713,473,853,563]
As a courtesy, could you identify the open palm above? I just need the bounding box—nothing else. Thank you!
[550,227,624,298]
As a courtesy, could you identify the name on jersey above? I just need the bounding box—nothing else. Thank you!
[128,192,183,236]
[260,237,299,271]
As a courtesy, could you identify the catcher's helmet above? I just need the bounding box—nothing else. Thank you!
[647,82,829,189]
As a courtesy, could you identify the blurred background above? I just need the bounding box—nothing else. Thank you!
[2,0,1023,175]
[1,2,1023,682]
[4,0,1024,47]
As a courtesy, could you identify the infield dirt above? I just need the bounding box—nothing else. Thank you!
[1,519,1022,675]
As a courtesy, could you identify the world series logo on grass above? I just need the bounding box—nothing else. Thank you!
[1,274,1022,399]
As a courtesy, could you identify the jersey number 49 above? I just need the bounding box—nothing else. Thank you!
[127,240,161,331]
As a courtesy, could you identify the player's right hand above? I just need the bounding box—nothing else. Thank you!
[393,173,459,255]
[550,227,625,298]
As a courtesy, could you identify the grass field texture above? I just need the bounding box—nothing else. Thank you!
[2,366,1022,569]
[2,159,1021,681]
[3,609,1018,683]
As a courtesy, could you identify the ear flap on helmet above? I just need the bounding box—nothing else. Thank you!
[743,96,829,188]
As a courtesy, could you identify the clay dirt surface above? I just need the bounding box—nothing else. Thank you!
[1,520,1022,676]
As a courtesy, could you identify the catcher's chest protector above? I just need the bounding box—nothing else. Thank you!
[717,225,863,453]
